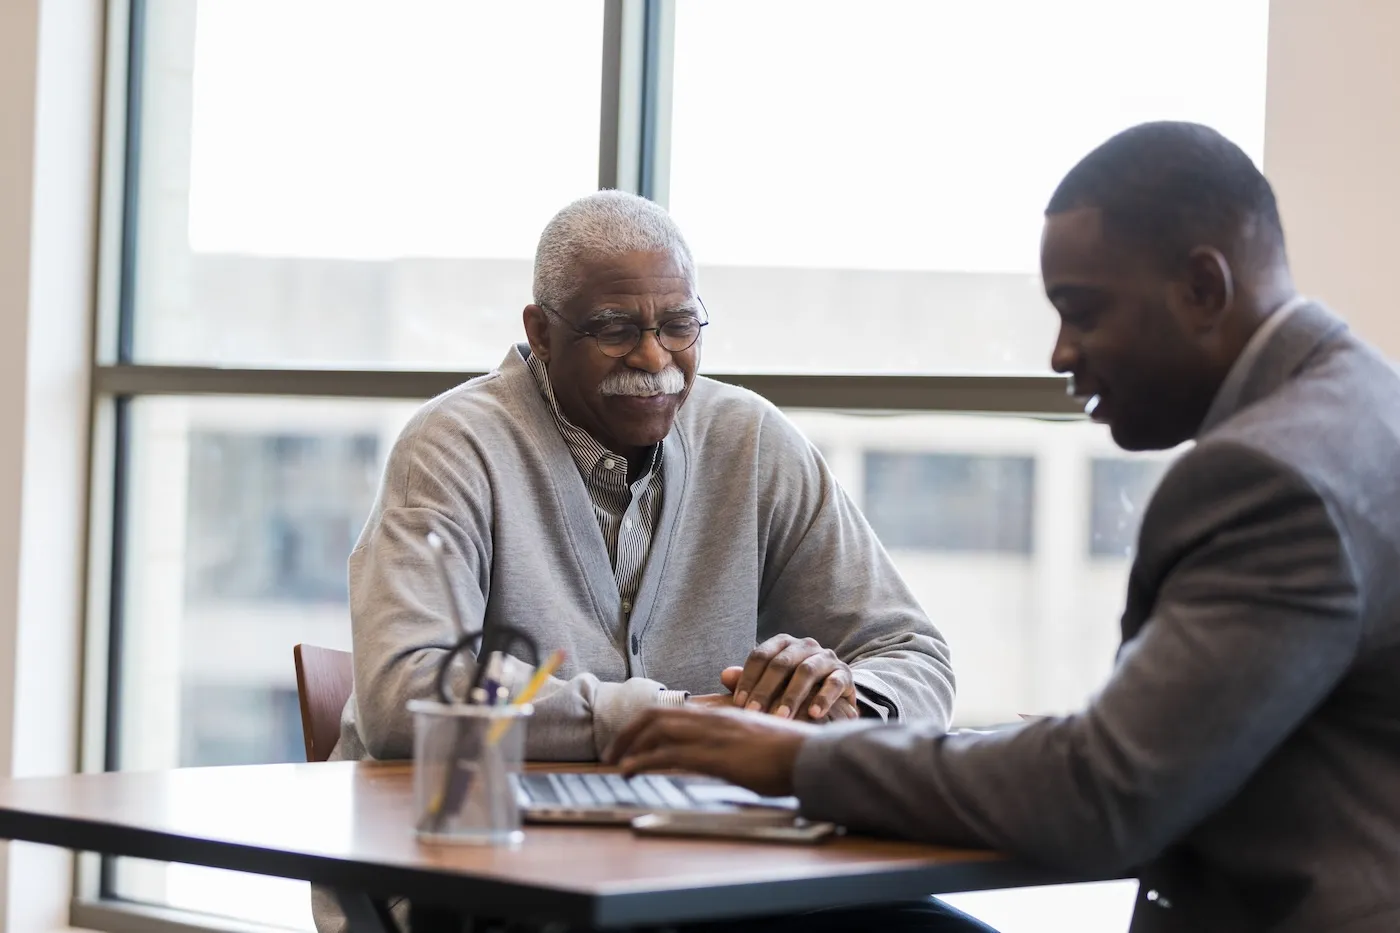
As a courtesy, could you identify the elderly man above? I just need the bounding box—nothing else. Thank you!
[312,190,989,932]
[334,189,956,763]
[609,123,1400,932]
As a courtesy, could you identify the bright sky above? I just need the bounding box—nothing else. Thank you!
[186,0,603,260]
[187,0,1269,274]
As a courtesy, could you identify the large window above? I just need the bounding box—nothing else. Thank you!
[87,2,1269,932]
[666,0,1268,374]
[131,0,603,369]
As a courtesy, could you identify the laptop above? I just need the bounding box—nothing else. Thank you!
[514,771,800,825]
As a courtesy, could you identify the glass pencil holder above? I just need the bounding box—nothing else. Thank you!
[409,699,533,845]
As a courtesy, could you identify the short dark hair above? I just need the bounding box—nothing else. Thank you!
[1046,121,1285,266]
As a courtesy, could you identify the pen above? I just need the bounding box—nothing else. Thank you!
[422,651,499,832]
[422,650,563,833]
[481,652,507,706]
[426,532,469,639]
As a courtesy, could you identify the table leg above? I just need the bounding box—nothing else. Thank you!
[408,907,567,933]
[335,889,403,933]
[336,892,566,933]
[408,902,466,933]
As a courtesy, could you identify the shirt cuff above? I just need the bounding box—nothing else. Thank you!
[658,688,689,707]
[851,678,899,722]
[590,677,673,758]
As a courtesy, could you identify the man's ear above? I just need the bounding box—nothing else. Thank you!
[523,304,551,362]
[1181,246,1234,331]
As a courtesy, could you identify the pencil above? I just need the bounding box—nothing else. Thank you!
[486,649,565,745]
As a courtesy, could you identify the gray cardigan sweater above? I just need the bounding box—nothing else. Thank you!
[336,345,956,762]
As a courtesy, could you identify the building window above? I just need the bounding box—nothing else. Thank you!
[185,432,380,603]
[1089,458,1171,558]
[863,452,1035,554]
[180,685,305,767]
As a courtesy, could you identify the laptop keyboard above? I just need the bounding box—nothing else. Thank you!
[519,772,702,810]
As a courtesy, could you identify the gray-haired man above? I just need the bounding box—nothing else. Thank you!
[315,190,990,932]
[336,190,957,765]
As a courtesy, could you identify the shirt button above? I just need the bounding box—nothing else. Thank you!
[605,458,621,471]
[622,600,633,613]
[623,518,634,530]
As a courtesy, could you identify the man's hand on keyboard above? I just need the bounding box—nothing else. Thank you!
[606,706,814,797]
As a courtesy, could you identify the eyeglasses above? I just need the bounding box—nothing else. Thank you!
[538,299,709,358]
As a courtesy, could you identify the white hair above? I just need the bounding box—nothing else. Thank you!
[532,190,697,309]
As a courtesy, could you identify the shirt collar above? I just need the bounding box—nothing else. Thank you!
[1197,294,1311,438]
[525,350,662,480]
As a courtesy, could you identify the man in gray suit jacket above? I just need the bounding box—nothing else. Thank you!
[607,122,1400,932]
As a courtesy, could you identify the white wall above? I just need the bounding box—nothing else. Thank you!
[0,1,102,931]
[1265,0,1400,355]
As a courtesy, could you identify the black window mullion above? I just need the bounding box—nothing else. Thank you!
[101,0,148,898]
[637,0,666,201]
[115,0,148,364]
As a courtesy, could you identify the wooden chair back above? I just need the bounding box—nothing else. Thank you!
[292,644,354,763]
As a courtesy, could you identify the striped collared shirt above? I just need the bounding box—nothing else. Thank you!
[527,352,664,617]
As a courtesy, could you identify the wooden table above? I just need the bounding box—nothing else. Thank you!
[0,761,1076,930]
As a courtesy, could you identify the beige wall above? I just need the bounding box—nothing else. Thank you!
[1265,0,1400,355]
[0,1,101,931]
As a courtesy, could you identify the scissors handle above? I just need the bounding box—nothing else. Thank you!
[436,623,542,706]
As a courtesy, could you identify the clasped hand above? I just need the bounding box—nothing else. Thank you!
[688,633,859,722]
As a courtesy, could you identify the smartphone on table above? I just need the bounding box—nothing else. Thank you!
[630,810,840,844]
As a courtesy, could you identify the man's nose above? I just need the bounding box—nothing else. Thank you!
[625,329,670,373]
[1050,331,1078,374]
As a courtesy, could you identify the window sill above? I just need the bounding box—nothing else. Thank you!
[71,899,308,933]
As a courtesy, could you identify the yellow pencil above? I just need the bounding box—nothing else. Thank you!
[486,649,565,745]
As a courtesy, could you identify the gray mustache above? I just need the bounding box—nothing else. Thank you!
[599,367,686,397]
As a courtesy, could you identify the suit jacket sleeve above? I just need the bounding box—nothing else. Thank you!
[793,441,1363,874]
[755,408,956,727]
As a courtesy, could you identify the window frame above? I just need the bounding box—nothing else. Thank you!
[76,0,1076,929]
